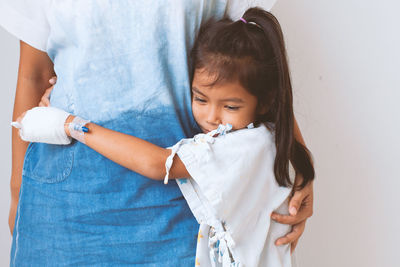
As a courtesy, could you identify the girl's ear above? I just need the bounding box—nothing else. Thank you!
[257,104,269,116]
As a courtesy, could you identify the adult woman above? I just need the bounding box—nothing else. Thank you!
[0,1,313,265]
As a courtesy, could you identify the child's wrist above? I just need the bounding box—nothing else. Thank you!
[64,115,76,137]
[64,115,91,144]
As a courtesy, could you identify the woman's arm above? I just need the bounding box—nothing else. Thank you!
[64,116,189,181]
[9,41,55,234]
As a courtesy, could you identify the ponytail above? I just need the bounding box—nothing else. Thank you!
[242,8,315,188]
[191,7,315,188]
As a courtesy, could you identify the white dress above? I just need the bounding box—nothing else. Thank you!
[166,124,295,267]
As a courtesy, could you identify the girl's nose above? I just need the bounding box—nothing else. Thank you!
[206,107,221,126]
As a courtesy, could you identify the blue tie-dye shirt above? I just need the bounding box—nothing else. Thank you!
[0,1,277,265]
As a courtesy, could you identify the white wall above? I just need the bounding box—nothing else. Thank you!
[271,0,400,266]
[0,1,399,266]
[0,26,17,265]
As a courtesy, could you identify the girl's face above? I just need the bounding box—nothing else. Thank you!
[192,68,263,133]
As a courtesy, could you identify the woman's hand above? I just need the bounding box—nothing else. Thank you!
[271,174,314,254]
[15,111,27,124]
[15,76,56,124]
[14,76,56,123]
[38,76,56,107]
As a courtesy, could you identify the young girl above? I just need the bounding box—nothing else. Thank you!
[14,8,314,267]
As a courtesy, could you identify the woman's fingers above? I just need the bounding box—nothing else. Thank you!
[39,98,50,107]
[271,181,313,249]
[290,237,299,254]
[289,174,313,215]
[275,220,306,246]
[39,85,54,107]
[272,195,312,225]
[38,76,56,106]
[271,207,309,225]
[271,193,313,225]
[290,185,313,216]
[272,179,314,225]
[49,76,57,85]
[288,189,303,216]
[43,86,53,99]
[288,173,304,216]
[16,111,27,123]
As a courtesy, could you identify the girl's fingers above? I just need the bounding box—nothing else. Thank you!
[275,220,306,246]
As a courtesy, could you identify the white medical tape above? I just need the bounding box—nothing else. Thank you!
[11,107,72,145]
[67,116,90,144]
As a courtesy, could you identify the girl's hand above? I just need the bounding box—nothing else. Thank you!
[12,107,72,145]
[38,76,56,107]
[271,174,314,254]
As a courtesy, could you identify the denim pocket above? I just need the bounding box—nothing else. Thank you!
[22,142,74,183]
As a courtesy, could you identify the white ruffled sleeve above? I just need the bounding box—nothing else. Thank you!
[167,125,293,266]
[174,126,287,221]
[226,0,277,20]
[0,0,51,51]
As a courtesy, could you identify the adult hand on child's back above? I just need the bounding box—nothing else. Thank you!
[271,174,314,254]
[38,76,56,107]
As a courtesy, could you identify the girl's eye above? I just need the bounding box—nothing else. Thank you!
[225,105,240,111]
[194,97,207,103]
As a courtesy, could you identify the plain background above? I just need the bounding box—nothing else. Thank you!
[1,0,399,266]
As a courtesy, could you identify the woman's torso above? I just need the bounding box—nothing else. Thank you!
[12,1,229,266]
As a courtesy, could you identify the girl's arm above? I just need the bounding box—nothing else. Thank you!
[10,41,55,235]
[64,116,189,181]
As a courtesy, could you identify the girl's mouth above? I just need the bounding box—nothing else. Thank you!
[200,127,211,133]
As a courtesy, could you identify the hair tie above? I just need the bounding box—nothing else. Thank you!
[239,17,262,29]
[239,17,247,24]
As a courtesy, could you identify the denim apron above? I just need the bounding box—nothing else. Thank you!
[11,1,227,266]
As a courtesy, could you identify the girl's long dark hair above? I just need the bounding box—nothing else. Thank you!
[191,8,315,189]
